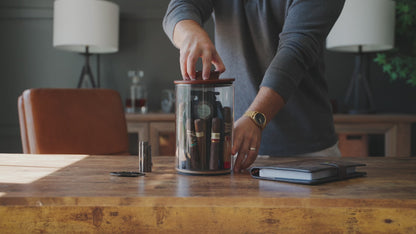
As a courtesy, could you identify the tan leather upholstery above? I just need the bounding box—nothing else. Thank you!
[18,88,129,155]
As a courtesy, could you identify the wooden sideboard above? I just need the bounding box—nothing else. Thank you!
[125,113,416,157]
[125,113,175,156]
[334,114,416,157]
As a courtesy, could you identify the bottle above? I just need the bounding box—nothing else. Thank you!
[127,70,148,114]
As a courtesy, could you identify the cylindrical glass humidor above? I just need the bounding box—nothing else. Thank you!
[174,76,234,175]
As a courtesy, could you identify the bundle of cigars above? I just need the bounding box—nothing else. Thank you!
[176,89,232,172]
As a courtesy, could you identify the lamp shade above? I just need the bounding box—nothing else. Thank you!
[326,0,395,53]
[53,0,119,53]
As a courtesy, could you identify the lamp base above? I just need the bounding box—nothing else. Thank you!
[344,47,375,114]
[77,46,97,88]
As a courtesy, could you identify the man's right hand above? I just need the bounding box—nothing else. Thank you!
[173,20,225,80]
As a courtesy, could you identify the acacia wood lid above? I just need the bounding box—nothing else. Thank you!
[174,71,235,85]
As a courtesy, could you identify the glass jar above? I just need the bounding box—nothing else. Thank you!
[174,74,234,175]
[127,70,148,114]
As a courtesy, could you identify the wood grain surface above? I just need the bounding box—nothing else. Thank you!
[0,154,415,233]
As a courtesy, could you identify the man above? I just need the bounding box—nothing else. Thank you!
[163,0,345,173]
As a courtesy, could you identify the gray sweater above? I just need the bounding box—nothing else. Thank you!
[163,0,345,156]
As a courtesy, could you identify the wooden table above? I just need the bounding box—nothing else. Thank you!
[334,114,416,157]
[0,154,415,233]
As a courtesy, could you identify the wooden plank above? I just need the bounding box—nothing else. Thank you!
[1,205,415,233]
[385,123,412,157]
[395,123,412,157]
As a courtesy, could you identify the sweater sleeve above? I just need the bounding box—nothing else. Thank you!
[260,0,345,102]
[162,0,214,44]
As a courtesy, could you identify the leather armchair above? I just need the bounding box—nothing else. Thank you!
[18,88,129,155]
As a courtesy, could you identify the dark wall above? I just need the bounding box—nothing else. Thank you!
[325,51,416,115]
[0,0,415,154]
[325,51,416,156]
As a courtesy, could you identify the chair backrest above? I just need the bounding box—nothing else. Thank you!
[18,95,30,153]
[18,88,129,155]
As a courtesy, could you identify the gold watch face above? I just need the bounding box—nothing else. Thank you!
[254,113,265,126]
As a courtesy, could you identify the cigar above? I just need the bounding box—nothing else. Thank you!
[177,102,187,169]
[215,101,225,169]
[186,119,199,169]
[194,119,207,170]
[209,117,221,170]
[223,107,232,169]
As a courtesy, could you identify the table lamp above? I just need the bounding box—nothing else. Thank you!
[53,0,119,88]
[326,0,395,114]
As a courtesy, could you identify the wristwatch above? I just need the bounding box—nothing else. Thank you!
[244,111,266,130]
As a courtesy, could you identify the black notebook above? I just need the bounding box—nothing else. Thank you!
[250,159,366,185]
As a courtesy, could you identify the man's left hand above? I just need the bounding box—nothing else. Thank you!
[232,116,262,173]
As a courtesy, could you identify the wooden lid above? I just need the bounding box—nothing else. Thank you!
[174,71,235,85]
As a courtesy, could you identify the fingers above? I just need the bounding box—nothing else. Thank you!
[186,51,199,80]
[179,50,190,80]
[233,140,258,173]
[212,52,226,74]
[178,39,225,80]
[232,137,248,173]
[202,51,225,80]
[202,50,213,80]
[232,118,261,173]
[240,144,259,170]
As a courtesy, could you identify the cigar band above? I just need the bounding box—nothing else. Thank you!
[195,131,204,137]
[211,133,220,142]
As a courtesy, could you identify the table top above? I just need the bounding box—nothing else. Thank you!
[1,154,415,208]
